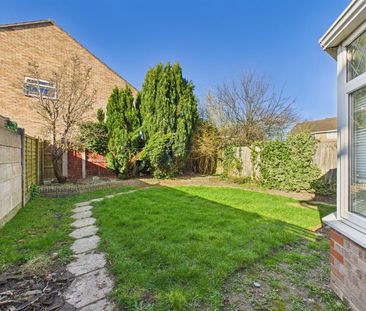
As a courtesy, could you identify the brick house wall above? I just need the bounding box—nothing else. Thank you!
[329,229,366,310]
[0,20,137,139]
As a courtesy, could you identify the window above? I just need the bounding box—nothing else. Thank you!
[347,30,366,81]
[350,85,366,218]
[24,77,56,99]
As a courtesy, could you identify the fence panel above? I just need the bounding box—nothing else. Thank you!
[24,135,38,197]
[313,142,337,184]
[219,142,337,185]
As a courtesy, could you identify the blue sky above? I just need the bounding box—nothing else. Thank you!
[1,0,349,120]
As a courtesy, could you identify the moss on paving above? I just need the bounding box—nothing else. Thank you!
[93,186,335,310]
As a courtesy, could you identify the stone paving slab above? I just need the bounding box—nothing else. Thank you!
[71,217,96,228]
[71,235,100,254]
[90,198,104,202]
[69,225,98,239]
[71,211,93,220]
[78,299,115,311]
[65,190,143,310]
[75,201,91,207]
[65,268,113,309]
[73,205,93,213]
[67,253,106,276]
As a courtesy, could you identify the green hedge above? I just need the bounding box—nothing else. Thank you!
[252,132,321,192]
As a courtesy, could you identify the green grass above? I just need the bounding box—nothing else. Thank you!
[224,237,347,310]
[0,186,132,272]
[93,186,335,310]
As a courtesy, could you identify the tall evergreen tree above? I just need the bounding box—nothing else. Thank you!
[106,86,141,177]
[140,63,198,177]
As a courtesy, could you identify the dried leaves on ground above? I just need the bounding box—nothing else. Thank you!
[0,259,74,311]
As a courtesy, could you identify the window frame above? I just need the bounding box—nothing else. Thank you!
[338,20,366,233]
[24,76,57,99]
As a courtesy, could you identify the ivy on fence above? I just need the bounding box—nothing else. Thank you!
[252,132,321,192]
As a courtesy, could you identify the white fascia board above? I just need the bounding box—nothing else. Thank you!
[319,0,366,59]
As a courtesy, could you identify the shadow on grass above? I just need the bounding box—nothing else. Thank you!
[93,184,332,310]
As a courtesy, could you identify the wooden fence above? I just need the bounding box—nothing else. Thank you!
[218,142,337,184]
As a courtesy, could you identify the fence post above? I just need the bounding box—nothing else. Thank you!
[82,150,86,179]
[62,150,68,178]
[18,128,25,208]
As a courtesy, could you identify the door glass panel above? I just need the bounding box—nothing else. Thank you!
[350,85,366,217]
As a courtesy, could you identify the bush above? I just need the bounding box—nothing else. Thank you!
[253,132,321,192]
[188,120,221,174]
[140,133,180,178]
[221,145,242,177]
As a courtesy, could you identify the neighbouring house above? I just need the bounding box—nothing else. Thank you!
[0,20,137,181]
[291,117,337,142]
[320,1,366,310]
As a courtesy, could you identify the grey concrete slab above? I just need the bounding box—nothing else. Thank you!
[105,194,114,199]
[75,201,91,207]
[71,217,96,228]
[69,225,98,239]
[71,210,92,220]
[67,253,106,276]
[65,268,113,309]
[71,235,100,254]
[90,198,104,202]
[73,205,93,213]
[78,298,115,311]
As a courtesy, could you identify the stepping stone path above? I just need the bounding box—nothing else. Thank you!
[64,189,138,310]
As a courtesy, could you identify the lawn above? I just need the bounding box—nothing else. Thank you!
[93,186,335,310]
[0,186,132,272]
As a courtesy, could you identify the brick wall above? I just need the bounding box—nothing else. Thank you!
[330,229,366,311]
[0,21,137,139]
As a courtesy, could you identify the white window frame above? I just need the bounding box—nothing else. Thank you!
[24,76,57,99]
[337,20,366,233]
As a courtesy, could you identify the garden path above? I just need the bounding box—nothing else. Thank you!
[63,189,137,311]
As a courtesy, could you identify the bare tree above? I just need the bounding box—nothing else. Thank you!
[27,56,96,182]
[206,71,298,145]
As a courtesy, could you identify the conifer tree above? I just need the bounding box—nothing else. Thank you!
[106,86,141,177]
[140,63,198,177]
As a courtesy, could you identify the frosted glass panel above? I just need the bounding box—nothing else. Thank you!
[350,86,366,217]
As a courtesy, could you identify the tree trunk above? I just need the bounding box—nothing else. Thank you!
[51,147,67,183]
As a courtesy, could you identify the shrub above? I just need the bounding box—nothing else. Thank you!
[188,120,221,175]
[221,145,242,177]
[253,132,321,192]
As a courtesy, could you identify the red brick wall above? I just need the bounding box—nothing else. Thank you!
[86,151,114,178]
[67,150,83,181]
[329,229,366,311]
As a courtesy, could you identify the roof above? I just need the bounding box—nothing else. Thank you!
[291,117,337,134]
[320,0,366,59]
[0,20,138,93]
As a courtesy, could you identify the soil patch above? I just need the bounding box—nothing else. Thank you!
[0,261,74,311]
